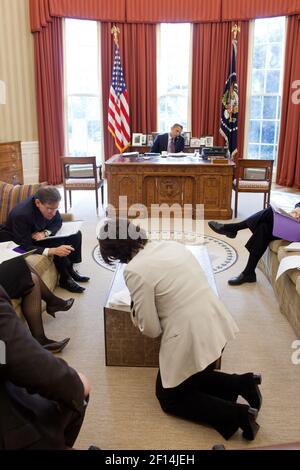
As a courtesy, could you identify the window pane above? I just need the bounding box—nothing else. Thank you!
[266,70,280,93]
[68,96,101,158]
[260,145,274,159]
[248,144,260,157]
[249,120,261,142]
[267,44,282,68]
[262,121,275,144]
[250,96,263,119]
[158,24,191,132]
[263,96,277,119]
[253,45,266,69]
[252,70,265,94]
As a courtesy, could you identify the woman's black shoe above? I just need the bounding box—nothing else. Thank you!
[42,337,70,354]
[46,298,75,317]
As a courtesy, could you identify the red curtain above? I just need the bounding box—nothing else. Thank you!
[276,15,300,188]
[126,0,221,23]
[101,23,157,160]
[192,21,249,160]
[33,17,65,184]
[222,0,300,21]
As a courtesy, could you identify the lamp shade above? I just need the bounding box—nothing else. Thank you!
[0,80,6,105]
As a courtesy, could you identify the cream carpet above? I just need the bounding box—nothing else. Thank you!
[42,188,300,450]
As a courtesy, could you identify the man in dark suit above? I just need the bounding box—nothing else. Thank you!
[151,123,185,154]
[209,202,300,286]
[3,186,89,293]
[0,285,91,449]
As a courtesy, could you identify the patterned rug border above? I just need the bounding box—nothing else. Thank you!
[92,234,238,274]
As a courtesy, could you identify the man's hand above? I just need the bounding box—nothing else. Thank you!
[289,208,300,220]
[48,245,75,257]
[32,231,46,241]
[77,372,91,398]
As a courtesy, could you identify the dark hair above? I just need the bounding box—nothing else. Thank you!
[98,219,148,265]
[34,186,61,205]
[172,123,183,130]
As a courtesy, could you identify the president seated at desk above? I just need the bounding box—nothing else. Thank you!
[151,123,185,154]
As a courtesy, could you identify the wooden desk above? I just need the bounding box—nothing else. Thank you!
[105,155,234,219]
[103,246,218,367]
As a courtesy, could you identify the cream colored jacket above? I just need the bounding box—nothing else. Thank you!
[124,241,239,388]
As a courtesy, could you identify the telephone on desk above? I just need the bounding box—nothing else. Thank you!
[201,146,228,160]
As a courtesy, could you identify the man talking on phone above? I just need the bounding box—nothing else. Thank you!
[151,123,185,154]
[3,186,89,293]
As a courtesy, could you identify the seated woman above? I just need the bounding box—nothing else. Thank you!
[0,256,74,353]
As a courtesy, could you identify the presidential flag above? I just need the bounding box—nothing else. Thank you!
[220,36,239,158]
[108,43,130,153]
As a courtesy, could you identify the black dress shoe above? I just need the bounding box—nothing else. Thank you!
[240,374,262,411]
[59,278,85,293]
[46,298,75,317]
[228,272,256,286]
[42,337,70,354]
[69,268,90,283]
[208,221,237,239]
[240,407,260,440]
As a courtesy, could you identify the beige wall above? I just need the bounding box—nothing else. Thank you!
[0,0,38,142]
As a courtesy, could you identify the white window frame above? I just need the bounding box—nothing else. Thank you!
[63,19,104,166]
[243,17,287,175]
[156,23,192,133]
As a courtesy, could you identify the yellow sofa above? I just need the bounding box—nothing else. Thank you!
[258,240,300,337]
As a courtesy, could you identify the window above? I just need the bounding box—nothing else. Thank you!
[157,23,191,133]
[246,17,286,165]
[64,19,103,164]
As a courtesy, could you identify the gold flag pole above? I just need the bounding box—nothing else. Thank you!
[232,24,241,41]
[111,25,120,47]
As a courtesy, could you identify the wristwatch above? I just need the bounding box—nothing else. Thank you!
[44,230,51,237]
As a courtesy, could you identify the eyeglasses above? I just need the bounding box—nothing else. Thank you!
[42,204,59,213]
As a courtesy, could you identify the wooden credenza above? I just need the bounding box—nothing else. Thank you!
[0,141,23,184]
[105,155,234,219]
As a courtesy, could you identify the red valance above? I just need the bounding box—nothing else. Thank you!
[29,0,52,32]
[50,0,126,22]
[126,0,221,23]
[30,0,126,32]
[222,0,300,21]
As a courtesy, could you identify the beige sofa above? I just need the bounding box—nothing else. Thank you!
[0,180,72,316]
[258,240,300,337]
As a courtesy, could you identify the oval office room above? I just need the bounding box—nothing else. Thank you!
[1,0,300,453]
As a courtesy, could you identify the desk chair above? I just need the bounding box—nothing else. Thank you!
[233,159,274,217]
[61,156,104,212]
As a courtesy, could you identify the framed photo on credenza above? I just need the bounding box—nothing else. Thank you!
[182,131,191,147]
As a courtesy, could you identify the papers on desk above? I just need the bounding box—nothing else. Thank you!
[168,152,195,158]
[276,255,300,281]
[36,221,83,240]
[0,241,36,264]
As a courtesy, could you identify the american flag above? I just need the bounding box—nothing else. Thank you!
[108,44,130,153]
